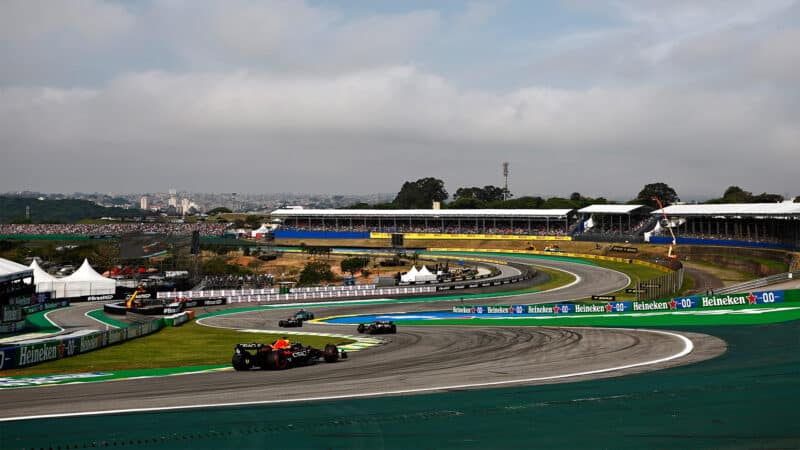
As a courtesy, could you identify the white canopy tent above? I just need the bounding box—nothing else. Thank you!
[415,265,437,282]
[60,259,116,298]
[251,224,271,238]
[400,266,419,283]
[401,265,436,283]
[29,259,67,297]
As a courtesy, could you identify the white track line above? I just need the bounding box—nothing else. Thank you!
[0,328,693,422]
[84,309,118,329]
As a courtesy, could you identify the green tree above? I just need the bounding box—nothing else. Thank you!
[244,215,264,228]
[341,256,369,275]
[447,197,486,209]
[454,185,506,203]
[633,182,680,208]
[706,186,784,204]
[207,207,232,215]
[489,196,545,209]
[394,177,448,208]
[298,261,335,286]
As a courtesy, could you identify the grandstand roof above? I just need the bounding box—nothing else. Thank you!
[653,203,800,217]
[0,257,33,283]
[577,204,651,214]
[270,208,574,218]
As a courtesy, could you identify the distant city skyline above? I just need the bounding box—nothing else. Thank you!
[1,1,798,199]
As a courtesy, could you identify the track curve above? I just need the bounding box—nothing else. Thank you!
[0,254,727,421]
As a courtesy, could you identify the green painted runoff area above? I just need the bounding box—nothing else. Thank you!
[3,320,798,449]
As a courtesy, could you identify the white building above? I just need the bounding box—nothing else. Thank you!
[140,195,149,210]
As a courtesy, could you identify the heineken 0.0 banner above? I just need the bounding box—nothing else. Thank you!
[453,289,796,315]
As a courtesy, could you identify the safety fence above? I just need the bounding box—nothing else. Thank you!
[226,286,438,303]
[0,318,164,371]
[158,284,378,300]
[454,288,800,316]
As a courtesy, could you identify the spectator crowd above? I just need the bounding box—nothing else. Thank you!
[0,223,229,236]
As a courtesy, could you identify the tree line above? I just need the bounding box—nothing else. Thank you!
[0,197,151,224]
[344,178,793,210]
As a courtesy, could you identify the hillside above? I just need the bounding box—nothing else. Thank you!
[0,197,148,224]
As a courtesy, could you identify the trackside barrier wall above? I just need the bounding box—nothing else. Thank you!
[0,318,165,371]
[163,312,190,327]
[453,288,800,316]
[158,284,377,300]
[223,271,534,303]
[226,286,438,303]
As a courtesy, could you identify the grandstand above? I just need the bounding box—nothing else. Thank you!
[269,203,800,250]
[270,208,575,236]
[574,204,654,242]
[648,203,800,249]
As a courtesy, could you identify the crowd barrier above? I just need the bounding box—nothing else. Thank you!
[453,288,799,316]
[226,286,438,303]
[158,284,378,300]
[0,318,164,371]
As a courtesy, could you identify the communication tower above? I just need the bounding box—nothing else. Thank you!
[502,162,510,200]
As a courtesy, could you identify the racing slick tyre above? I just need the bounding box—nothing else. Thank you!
[389,323,397,333]
[232,352,252,371]
[357,324,365,333]
[278,320,286,327]
[297,319,303,327]
[267,350,288,370]
[323,344,340,363]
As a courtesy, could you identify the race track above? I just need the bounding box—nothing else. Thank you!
[0,256,726,421]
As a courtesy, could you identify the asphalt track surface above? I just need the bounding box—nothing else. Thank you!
[0,256,726,421]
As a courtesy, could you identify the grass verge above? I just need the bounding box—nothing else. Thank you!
[573,260,667,302]
[1,322,354,376]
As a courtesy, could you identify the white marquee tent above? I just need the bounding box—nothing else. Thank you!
[400,265,437,283]
[29,259,67,297]
[59,259,116,298]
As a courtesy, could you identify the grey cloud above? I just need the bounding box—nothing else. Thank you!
[1,66,797,197]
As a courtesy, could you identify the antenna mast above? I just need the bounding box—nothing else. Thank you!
[502,162,509,200]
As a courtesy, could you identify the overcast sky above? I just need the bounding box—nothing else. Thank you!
[1,0,798,201]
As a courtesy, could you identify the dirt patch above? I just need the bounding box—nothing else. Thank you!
[682,261,752,286]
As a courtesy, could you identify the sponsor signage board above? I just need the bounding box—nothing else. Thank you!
[625,288,647,293]
[610,246,638,253]
[0,347,17,370]
[591,295,616,301]
[453,290,790,316]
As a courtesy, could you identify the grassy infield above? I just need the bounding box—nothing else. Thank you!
[0,254,708,376]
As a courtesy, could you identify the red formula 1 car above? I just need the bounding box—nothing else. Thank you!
[232,342,347,371]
